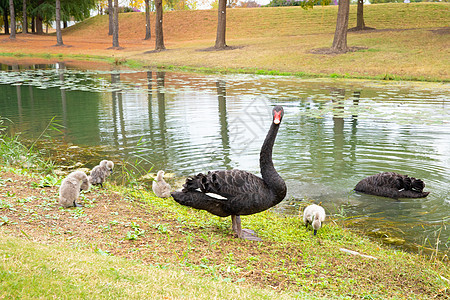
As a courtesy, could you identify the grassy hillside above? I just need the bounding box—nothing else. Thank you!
[0,3,448,81]
[64,3,449,41]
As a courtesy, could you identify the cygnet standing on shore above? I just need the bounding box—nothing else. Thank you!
[152,170,171,198]
[303,204,326,236]
[59,170,90,208]
[89,160,114,188]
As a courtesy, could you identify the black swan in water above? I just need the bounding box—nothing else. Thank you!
[171,105,287,241]
[354,172,429,199]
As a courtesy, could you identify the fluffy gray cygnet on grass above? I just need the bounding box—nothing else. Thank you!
[59,170,90,208]
[89,160,114,188]
[303,204,326,236]
[152,170,171,198]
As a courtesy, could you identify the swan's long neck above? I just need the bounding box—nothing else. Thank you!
[260,122,286,201]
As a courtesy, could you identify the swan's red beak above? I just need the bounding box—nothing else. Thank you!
[273,111,282,124]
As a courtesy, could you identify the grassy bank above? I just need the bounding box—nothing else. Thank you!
[0,129,449,299]
[1,167,449,299]
[0,3,448,81]
[0,236,293,299]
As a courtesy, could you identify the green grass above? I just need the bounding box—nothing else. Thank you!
[0,236,295,299]
[105,185,449,298]
[2,168,448,298]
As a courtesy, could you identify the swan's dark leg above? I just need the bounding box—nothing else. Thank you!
[231,215,240,237]
[231,215,262,241]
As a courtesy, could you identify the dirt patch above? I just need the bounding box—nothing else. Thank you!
[197,45,244,52]
[144,48,171,54]
[348,26,376,32]
[430,27,450,35]
[309,46,368,55]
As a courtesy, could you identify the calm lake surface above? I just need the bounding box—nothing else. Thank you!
[1,62,449,255]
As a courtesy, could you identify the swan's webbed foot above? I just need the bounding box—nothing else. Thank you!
[240,229,262,241]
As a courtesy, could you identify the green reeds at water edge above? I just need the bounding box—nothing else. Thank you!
[1,116,155,190]
[0,116,59,174]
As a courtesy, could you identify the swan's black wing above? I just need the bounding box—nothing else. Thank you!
[354,172,429,199]
[191,170,266,198]
[172,169,272,217]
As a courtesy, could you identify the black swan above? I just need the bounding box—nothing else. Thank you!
[354,172,429,199]
[303,204,326,236]
[171,105,287,241]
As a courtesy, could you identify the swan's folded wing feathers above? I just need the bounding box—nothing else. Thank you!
[208,170,265,198]
[411,178,425,192]
[180,169,266,202]
[182,175,202,192]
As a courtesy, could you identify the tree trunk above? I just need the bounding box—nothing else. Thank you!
[144,0,151,40]
[356,0,365,30]
[3,9,9,35]
[331,0,350,53]
[214,0,227,49]
[9,0,16,39]
[22,0,27,34]
[155,0,165,51]
[108,0,113,35]
[31,16,35,33]
[55,0,64,45]
[36,15,44,34]
[112,0,119,47]
[63,21,68,28]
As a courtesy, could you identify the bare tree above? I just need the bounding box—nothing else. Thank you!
[155,0,165,51]
[112,0,119,48]
[145,0,151,40]
[9,0,16,39]
[349,0,374,31]
[2,8,9,35]
[31,15,34,33]
[55,0,64,46]
[108,0,113,35]
[356,0,365,30]
[214,0,227,49]
[36,14,44,34]
[22,0,27,34]
[331,0,350,53]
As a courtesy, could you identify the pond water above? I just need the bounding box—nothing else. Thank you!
[1,62,449,256]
